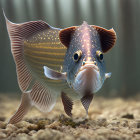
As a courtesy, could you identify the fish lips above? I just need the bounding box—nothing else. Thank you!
[73,63,102,96]
[79,63,99,72]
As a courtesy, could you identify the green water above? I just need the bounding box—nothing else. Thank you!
[0,0,140,97]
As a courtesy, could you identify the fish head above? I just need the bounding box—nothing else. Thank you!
[65,48,106,96]
[59,21,116,96]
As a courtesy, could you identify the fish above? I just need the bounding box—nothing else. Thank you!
[5,16,116,124]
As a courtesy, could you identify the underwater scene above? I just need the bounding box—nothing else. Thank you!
[0,0,140,140]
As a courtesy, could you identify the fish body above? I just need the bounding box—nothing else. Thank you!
[5,16,116,124]
[17,24,76,96]
[23,27,65,90]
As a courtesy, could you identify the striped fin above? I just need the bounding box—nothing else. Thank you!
[8,92,31,124]
[30,82,57,112]
[61,92,73,117]
[5,16,51,92]
[8,82,57,124]
[81,94,94,115]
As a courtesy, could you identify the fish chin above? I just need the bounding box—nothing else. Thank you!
[73,66,103,97]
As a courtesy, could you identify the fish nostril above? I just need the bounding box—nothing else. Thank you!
[82,61,86,65]
[94,61,97,65]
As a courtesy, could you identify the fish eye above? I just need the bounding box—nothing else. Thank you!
[73,50,82,62]
[96,50,103,61]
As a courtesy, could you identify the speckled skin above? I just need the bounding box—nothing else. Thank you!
[5,16,116,122]
[63,22,106,94]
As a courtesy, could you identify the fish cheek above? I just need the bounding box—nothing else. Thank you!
[66,70,76,88]
[67,61,81,87]
[97,60,105,79]
[65,63,75,86]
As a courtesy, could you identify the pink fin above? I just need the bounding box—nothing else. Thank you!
[8,82,57,124]
[5,16,50,92]
[30,82,57,113]
[59,26,77,47]
[61,92,73,117]
[8,92,31,124]
[93,25,117,53]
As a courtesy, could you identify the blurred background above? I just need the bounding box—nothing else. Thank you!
[0,0,140,97]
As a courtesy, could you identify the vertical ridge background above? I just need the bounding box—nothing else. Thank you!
[0,0,140,97]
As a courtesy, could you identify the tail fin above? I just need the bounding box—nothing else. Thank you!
[5,15,50,92]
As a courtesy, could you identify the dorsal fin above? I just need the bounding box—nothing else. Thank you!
[92,25,116,53]
[5,15,51,92]
[59,26,77,48]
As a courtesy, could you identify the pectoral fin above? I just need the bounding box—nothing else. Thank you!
[59,26,77,48]
[92,25,116,53]
[105,72,112,79]
[43,66,66,80]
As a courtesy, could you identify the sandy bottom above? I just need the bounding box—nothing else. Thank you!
[0,93,140,140]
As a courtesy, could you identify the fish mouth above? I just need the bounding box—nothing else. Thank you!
[79,63,99,72]
[73,63,101,96]
[74,62,100,84]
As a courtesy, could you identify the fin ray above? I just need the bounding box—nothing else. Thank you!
[9,81,58,124]
[8,92,31,124]
[81,94,94,115]
[59,26,77,47]
[93,25,116,53]
[30,82,57,113]
[5,16,51,92]
[61,92,73,117]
